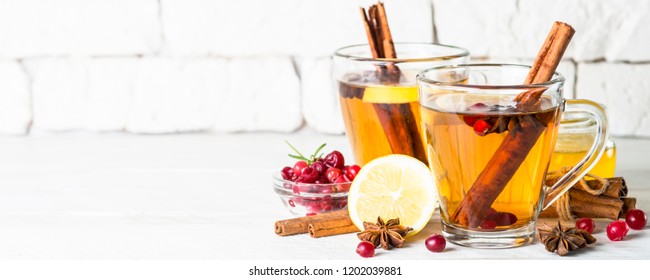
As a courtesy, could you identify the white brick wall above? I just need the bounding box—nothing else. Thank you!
[0,0,160,57]
[0,0,648,137]
[576,63,650,138]
[0,60,31,135]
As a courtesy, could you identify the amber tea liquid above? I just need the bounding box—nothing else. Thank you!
[339,75,427,166]
[421,94,561,230]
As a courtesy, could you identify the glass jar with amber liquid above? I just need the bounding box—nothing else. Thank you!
[549,111,616,177]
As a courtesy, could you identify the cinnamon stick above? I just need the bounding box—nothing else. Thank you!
[539,189,625,220]
[451,22,575,228]
[308,220,360,238]
[621,197,637,217]
[358,3,427,164]
[275,210,350,236]
[577,177,627,198]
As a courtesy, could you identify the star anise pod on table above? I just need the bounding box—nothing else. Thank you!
[357,217,412,250]
[539,221,597,256]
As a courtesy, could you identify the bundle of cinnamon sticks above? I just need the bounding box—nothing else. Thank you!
[540,177,637,220]
[275,210,359,238]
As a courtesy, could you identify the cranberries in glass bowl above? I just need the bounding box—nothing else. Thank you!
[273,173,351,216]
[273,143,360,216]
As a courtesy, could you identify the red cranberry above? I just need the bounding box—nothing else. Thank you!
[293,161,308,177]
[281,166,294,180]
[324,151,345,169]
[334,176,351,192]
[344,165,361,181]
[462,116,479,126]
[606,220,629,241]
[336,200,348,209]
[325,167,342,183]
[318,186,334,194]
[480,220,497,229]
[300,167,319,183]
[288,199,295,207]
[575,218,596,234]
[311,161,326,175]
[320,201,332,211]
[424,234,446,252]
[336,183,351,192]
[356,241,375,258]
[473,119,491,136]
[625,209,647,230]
[306,203,322,214]
[486,212,517,226]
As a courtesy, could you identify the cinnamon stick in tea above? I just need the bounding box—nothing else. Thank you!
[451,22,575,228]
[358,3,427,164]
[275,210,351,236]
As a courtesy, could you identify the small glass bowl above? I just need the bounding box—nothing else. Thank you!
[272,173,350,216]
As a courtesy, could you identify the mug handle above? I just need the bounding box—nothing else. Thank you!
[542,99,609,209]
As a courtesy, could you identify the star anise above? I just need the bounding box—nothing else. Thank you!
[357,217,412,250]
[539,221,597,256]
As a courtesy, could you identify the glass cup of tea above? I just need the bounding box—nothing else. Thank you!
[417,64,608,248]
[333,43,469,166]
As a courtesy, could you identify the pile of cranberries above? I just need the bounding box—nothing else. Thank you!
[575,209,647,241]
[279,143,361,216]
[280,150,360,187]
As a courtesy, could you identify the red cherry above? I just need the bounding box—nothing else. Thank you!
[356,241,375,258]
[344,165,361,181]
[300,166,319,183]
[324,151,345,169]
[311,161,326,175]
[575,218,596,234]
[606,220,629,241]
[281,166,294,180]
[486,212,517,226]
[293,161,308,177]
[473,119,491,136]
[325,167,342,183]
[626,209,647,230]
[480,220,497,229]
[424,234,446,252]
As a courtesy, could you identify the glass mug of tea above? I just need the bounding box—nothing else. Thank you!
[417,64,608,248]
[333,43,469,166]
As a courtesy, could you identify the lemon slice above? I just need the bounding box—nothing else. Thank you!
[348,155,437,237]
[362,86,418,104]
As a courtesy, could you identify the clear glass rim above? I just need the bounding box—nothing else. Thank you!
[333,42,469,63]
[417,63,566,89]
[272,173,351,188]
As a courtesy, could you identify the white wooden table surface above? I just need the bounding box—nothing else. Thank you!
[0,132,648,260]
